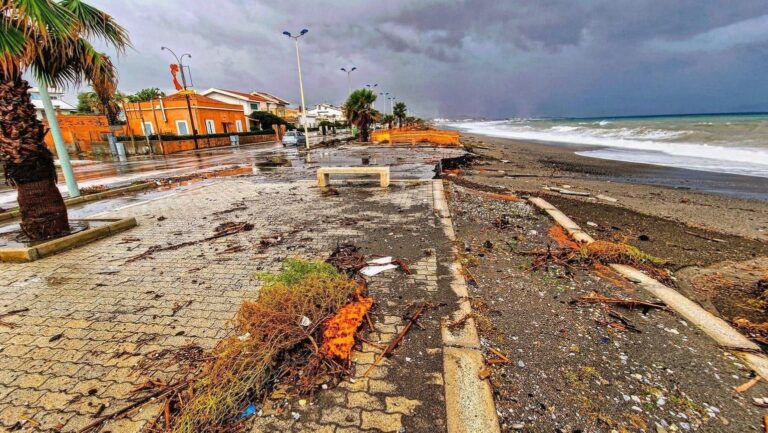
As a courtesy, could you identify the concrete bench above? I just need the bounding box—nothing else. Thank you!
[317,166,390,188]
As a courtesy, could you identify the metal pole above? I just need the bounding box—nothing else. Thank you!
[38,85,80,197]
[295,38,310,149]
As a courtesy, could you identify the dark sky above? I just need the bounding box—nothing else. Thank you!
[81,0,768,119]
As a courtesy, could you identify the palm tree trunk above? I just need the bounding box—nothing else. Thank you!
[0,76,70,240]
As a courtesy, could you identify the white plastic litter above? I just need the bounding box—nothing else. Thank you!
[300,316,311,327]
[367,256,393,265]
[360,264,398,276]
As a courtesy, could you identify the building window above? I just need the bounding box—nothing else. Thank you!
[250,102,260,111]
[235,120,243,132]
[142,121,154,135]
[176,120,189,135]
[205,119,216,134]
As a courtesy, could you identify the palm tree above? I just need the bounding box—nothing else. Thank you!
[76,89,126,122]
[345,89,377,142]
[381,114,395,130]
[128,87,166,103]
[393,102,407,128]
[0,0,130,240]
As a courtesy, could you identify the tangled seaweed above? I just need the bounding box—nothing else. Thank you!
[160,259,364,433]
[534,226,673,285]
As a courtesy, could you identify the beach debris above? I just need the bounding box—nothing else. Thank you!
[136,344,206,371]
[170,300,192,316]
[763,415,768,433]
[492,214,513,229]
[685,230,726,243]
[321,295,374,360]
[141,259,366,433]
[95,266,121,274]
[596,194,618,203]
[596,310,641,333]
[359,256,412,276]
[486,346,512,365]
[0,307,29,329]
[586,221,598,227]
[393,258,412,274]
[731,318,768,345]
[124,221,254,262]
[753,397,768,407]
[545,186,591,196]
[478,366,492,380]
[574,292,668,312]
[533,225,673,285]
[326,243,366,276]
[363,301,431,378]
[360,263,398,276]
[79,184,109,195]
[735,376,761,393]
[369,256,394,265]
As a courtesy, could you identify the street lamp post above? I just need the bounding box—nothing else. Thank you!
[161,46,199,149]
[379,92,389,115]
[283,29,311,149]
[366,84,378,109]
[38,85,80,197]
[340,66,357,97]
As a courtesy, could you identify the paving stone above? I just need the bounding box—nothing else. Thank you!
[320,407,361,427]
[347,392,384,410]
[385,396,422,415]
[360,410,403,432]
[0,178,453,433]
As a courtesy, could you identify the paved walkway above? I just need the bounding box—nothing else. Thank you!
[0,178,457,433]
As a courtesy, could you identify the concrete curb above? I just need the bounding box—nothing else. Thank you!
[0,182,154,223]
[528,196,768,381]
[0,217,137,262]
[433,180,501,433]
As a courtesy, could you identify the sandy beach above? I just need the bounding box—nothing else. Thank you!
[446,132,768,345]
[459,133,768,242]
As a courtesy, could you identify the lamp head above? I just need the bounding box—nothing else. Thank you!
[300,29,309,35]
[282,31,292,37]
[351,67,357,72]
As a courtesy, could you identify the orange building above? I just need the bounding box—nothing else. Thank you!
[123,92,247,138]
[43,114,114,154]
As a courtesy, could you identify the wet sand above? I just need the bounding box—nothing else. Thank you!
[459,133,768,242]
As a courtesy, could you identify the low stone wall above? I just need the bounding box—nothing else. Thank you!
[90,134,276,157]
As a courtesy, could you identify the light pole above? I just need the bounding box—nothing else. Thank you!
[283,29,310,149]
[366,84,378,109]
[379,92,389,115]
[161,46,199,149]
[340,66,356,97]
[38,84,80,197]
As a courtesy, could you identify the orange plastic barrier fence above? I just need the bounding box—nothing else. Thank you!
[371,129,460,146]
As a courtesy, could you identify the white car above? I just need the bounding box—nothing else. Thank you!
[281,131,306,146]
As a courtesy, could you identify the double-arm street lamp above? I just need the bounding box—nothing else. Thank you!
[379,92,389,115]
[283,29,310,149]
[161,46,199,149]
[340,66,357,97]
[366,84,378,109]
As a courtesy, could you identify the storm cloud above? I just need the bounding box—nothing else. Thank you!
[78,0,768,118]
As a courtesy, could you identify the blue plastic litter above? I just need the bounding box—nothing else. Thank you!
[239,403,257,419]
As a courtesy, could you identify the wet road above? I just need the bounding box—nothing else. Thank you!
[0,138,331,208]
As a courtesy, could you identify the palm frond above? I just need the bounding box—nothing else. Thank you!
[59,0,130,51]
[9,0,76,40]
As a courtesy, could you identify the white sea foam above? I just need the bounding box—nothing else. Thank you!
[446,119,768,178]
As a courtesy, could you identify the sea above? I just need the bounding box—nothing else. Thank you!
[442,113,768,178]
